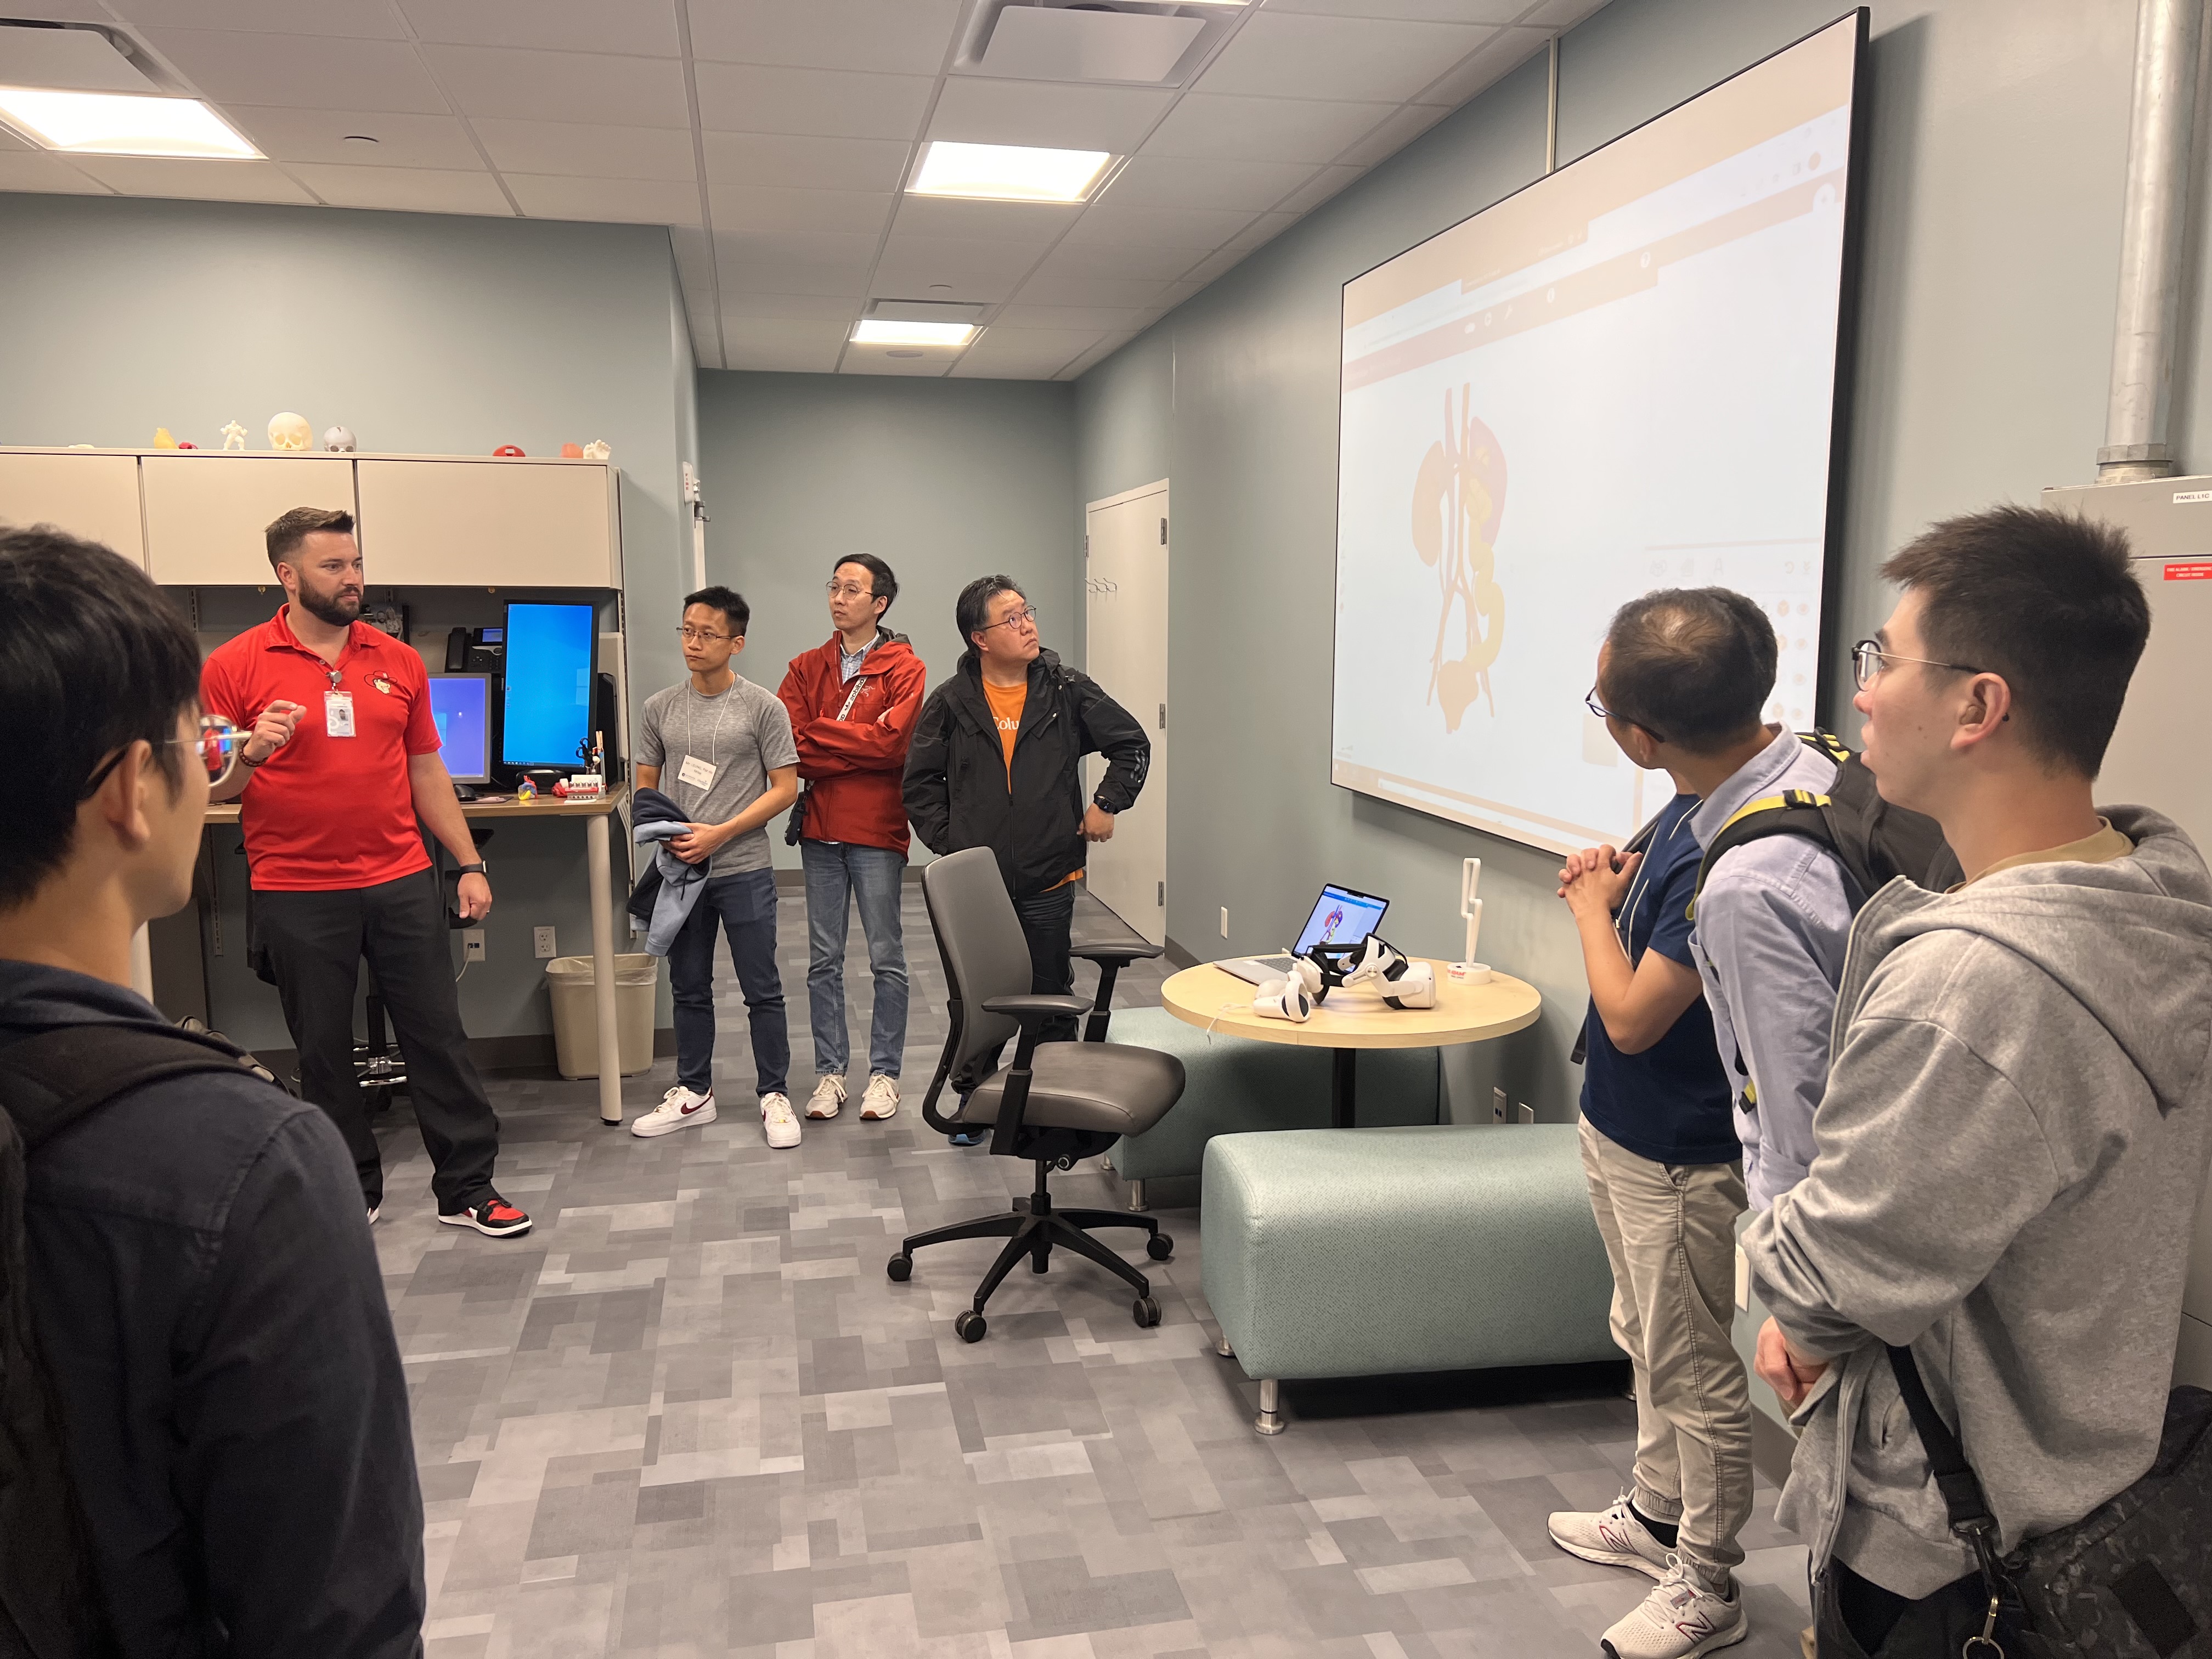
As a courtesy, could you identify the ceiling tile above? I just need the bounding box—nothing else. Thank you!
[1010,272,1170,309]
[394,0,681,57]
[689,0,960,75]
[1098,154,1320,213]
[926,78,1172,154]
[114,0,404,37]
[716,292,863,321]
[286,162,515,214]
[415,43,689,126]
[701,131,911,193]
[695,63,933,142]
[1221,210,1299,252]
[841,343,953,376]
[1177,244,1256,286]
[0,151,106,193]
[140,27,450,111]
[891,195,1081,242]
[1413,22,1547,105]
[1140,93,1396,165]
[223,106,484,168]
[0,0,112,19]
[1195,12,1499,104]
[1334,100,1451,167]
[871,235,1048,302]
[67,155,317,202]
[1261,0,1528,19]
[1516,0,1611,25]
[716,229,877,296]
[1028,242,1204,283]
[1060,201,1257,248]
[709,184,893,236]
[472,118,695,180]
[505,173,700,225]
[1272,163,1363,215]
[992,302,1144,331]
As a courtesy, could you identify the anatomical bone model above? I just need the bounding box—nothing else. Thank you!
[267,412,312,451]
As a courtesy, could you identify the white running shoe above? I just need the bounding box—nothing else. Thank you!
[632,1084,717,1138]
[761,1092,802,1149]
[805,1075,846,1119]
[859,1074,899,1119]
[1547,1492,1674,1581]
[1600,1556,1747,1659]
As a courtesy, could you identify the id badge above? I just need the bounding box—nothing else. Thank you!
[676,753,716,789]
[325,689,356,738]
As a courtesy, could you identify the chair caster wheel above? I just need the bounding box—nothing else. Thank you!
[1146,1233,1173,1261]
[1132,1295,1161,1328]
[885,1254,912,1282]
[954,1310,988,1343]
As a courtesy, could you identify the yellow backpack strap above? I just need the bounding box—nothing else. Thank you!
[1804,729,1852,766]
[1686,791,1833,919]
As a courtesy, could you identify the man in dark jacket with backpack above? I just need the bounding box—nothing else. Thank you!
[903,575,1149,1101]
[0,528,422,1656]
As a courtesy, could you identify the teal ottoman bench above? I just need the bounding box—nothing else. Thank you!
[1201,1124,1621,1434]
[1104,1006,1440,1209]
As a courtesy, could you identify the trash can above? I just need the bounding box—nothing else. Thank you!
[546,953,658,1079]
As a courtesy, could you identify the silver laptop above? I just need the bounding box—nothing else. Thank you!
[1218,883,1391,985]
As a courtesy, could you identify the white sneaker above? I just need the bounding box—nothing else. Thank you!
[366,1206,379,1225]
[805,1075,846,1119]
[1548,1492,1674,1581]
[859,1074,899,1119]
[633,1084,717,1138]
[761,1092,802,1149]
[1600,1556,1747,1659]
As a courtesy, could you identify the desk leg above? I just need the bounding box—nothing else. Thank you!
[1331,1048,1357,1128]
[587,812,623,1126]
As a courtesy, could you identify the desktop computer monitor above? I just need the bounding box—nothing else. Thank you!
[500,601,596,770]
[426,673,493,785]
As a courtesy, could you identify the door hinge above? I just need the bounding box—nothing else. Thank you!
[1157,880,1165,906]
[1159,517,1167,545]
[1158,701,1166,729]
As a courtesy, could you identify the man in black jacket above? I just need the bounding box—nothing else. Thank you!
[904,575,1150,1102]
[0,527,424,1655]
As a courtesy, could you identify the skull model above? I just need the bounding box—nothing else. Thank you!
[323,426,357,453]
[267,412,312,451]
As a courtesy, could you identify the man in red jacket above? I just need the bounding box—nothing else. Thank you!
[777,555,928,1125]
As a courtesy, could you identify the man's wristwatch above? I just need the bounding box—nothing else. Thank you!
[455,861,487,877]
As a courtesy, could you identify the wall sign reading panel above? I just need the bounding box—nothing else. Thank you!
[1330,11,1866,856]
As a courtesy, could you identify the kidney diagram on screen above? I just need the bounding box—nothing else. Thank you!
[1413,389,1507,733]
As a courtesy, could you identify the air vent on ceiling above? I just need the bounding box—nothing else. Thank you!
[952,1,1239,88]
[0,21,162,93]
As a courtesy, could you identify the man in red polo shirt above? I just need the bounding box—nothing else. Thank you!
[201,506,527,1238]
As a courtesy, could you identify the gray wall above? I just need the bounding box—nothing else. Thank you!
[0,192,697,1048]
[692,369,1081,867]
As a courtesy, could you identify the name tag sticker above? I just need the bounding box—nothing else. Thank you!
[677,753,716,789]
[325,690,356,737]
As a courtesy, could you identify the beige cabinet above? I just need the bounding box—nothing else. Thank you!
[0,451,146,568]
[354,459,619,588]
[142,453,356,585]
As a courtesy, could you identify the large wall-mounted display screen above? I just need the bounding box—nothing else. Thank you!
[1331,12,1864,855]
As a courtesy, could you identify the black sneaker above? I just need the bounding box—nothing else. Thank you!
[438,1194,532,1237]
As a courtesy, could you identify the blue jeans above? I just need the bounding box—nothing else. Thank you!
[801,839,908,1078]
[668,868,788,1098]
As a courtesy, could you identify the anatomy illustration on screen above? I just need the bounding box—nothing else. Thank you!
[1415,391,1507,732]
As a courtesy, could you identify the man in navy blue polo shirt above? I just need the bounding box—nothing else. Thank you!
[1540,641,1753,1659]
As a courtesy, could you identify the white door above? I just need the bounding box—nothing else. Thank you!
[1084,481,1169,944]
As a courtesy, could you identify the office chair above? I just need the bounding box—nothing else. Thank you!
[889,849,1185,1342]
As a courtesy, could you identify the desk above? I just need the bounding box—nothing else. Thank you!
[1159,958,1540,1127]
[201,786,633,1126]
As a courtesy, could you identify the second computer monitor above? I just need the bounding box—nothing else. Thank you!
[501,601,595,771]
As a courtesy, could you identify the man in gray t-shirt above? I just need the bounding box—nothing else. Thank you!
[629,586,803,1149]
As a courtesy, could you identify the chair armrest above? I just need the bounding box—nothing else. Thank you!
[981,994,1092,1022]
[1069,943,1164,966]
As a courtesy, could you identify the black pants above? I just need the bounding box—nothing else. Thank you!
[255,871,500,1212]
[1815,1559,2023,1657]
[1013,882,1079,1043]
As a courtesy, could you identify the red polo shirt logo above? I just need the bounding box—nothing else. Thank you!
[200,606,444,891]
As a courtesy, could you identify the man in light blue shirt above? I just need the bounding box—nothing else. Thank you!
[1592,588,1854,1209]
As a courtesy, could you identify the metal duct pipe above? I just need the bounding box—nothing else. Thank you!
[2100,0,2204,484]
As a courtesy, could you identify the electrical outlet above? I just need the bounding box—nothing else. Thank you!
[1516,1101,1535,1125]
[462,928,486,962]
[1492,1087,1508,1124]
[1219,906,1229,939]
[533,926,557,960]
[1735,1245,1751,1312]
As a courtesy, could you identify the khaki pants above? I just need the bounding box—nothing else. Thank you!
[1578,1118,1755,1582]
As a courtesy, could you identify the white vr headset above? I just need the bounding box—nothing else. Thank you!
[1252,956,1324,1022]
[1255,938,1436,1017]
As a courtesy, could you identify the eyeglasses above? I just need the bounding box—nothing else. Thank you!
[825,580,877,601]
[1585,686,1667,746]
[979,604,1040,634]
[677,625,732,645]
[1851,639,1984,691]
[80,715,242,799]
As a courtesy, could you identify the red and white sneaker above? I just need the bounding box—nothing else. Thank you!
[1548,1492,1674,1581]
[633,1084,716,1138]
[438,1194,533,1237]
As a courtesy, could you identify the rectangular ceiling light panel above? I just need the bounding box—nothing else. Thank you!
[0,88,262,158]
[852,319,979,347]
[911,139,1111,203]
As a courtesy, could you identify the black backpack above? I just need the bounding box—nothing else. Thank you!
[1691,729,1962,917]
[0,1023,283,1659]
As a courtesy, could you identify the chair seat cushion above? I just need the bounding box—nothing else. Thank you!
[954,1041,1183,1137]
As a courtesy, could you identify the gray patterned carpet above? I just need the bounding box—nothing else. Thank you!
[369,890,1813,1657]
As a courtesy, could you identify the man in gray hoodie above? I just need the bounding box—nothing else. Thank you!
[1743,505,2211,1656]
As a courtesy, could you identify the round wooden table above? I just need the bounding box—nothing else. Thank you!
[1159,958,1542,1127]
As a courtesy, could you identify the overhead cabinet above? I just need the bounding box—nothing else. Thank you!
[0,450,148,569]
[142,453,356,585]
[355,458,620,588]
